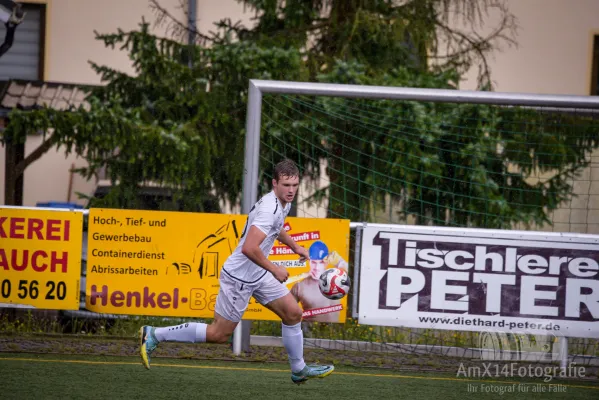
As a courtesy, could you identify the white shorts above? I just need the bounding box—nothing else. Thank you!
[215,270,289,322]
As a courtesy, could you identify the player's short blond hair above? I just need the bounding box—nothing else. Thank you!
[274,159,299,182]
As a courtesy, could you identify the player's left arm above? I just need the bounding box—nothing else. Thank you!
[277,227,309,262]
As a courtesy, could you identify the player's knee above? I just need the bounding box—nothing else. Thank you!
[207,324,234,344]
[216,332,231,344]
[285,307,303,325]
[212,330,231,344]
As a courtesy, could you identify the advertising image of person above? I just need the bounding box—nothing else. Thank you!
[290,240,348,322]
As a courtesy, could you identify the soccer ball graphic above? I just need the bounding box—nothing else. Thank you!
[318,268,351,300]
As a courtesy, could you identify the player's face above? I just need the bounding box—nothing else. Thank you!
[309,259,326,280]
[273,174,299,205]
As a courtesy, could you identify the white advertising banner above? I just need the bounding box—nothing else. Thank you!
[358,225,599,339]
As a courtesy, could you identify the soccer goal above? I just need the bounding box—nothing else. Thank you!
[238,79,599,368]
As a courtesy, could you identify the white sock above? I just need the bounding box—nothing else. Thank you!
[282,322,306,373]
[154,322,207,343]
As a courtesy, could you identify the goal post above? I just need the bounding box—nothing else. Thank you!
[235,79,599,361]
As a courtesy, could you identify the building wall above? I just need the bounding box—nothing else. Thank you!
[0,0,249,207]
[460,0,599,96]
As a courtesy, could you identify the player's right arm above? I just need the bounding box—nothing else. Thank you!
[241,225,289,283]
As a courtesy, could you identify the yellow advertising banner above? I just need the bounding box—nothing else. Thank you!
[86,208,350,322]
[0,207,83,310]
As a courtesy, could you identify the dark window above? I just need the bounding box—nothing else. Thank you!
[591,35,599,95]
[0,3,45,80]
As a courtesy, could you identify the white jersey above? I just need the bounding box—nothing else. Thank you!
[222,191,291,283]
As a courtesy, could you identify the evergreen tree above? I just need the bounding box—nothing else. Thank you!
[3,0,599,230]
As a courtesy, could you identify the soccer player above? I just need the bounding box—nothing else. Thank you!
[139,159,334,384]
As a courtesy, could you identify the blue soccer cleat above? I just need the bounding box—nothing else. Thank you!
[291,364,335,385]
[139,325,159,370]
